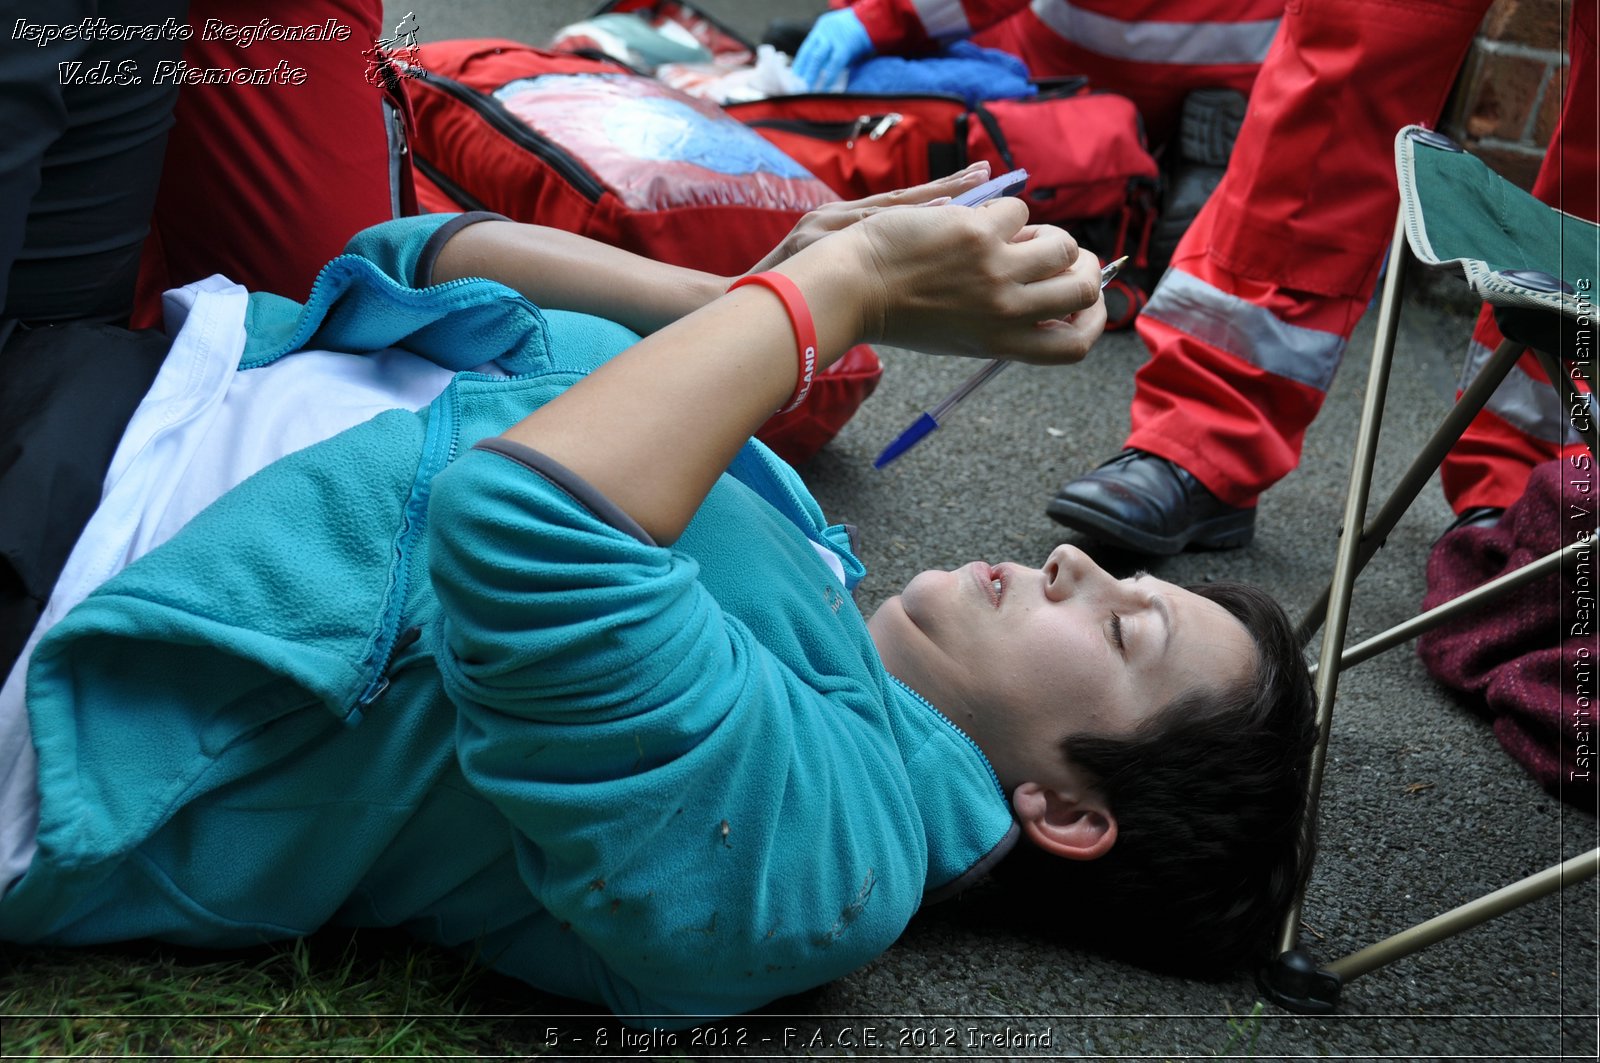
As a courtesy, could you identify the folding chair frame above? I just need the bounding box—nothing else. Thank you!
[1258,212,1600,1014]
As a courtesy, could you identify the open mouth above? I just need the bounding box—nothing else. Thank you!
[974,562,1003,607]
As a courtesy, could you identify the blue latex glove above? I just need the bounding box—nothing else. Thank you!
[792,8,875,91]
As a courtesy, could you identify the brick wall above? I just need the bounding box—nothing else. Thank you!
[1441,0,1572,189]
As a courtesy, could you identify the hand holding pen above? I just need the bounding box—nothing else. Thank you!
[874,253,1128,469]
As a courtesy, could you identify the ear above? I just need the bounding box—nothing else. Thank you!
[1011,781,1118,861]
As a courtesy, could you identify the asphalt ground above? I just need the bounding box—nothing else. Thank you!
[390,2,1598,1057]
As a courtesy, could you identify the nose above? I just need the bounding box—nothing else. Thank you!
[1042,543,1107,600]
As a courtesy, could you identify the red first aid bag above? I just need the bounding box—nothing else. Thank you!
[406,39,835,274]
[728,93,970,200]
[578,1,1156,222]
[404,39,882,464]
[965,82,1160,327]
[731,81,1160,232]
[567,1,1159,326]
[967,82,1159,227]
[729,81,1160,329]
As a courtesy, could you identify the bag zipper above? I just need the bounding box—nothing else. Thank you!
[744,112,905,150]
[383,96,407,219]
[413,153,492,212]
[410,70,607,202]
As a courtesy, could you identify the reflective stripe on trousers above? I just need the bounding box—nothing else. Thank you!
[1142,270,1345,393]
[1457,339,1585,447]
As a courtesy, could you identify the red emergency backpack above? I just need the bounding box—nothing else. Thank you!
[405,40,834,273]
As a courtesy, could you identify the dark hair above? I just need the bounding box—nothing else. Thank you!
[989,580,1318,976]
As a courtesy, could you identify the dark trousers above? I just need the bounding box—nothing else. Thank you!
[0,0,189,326]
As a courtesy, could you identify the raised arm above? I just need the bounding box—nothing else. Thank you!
[436,194,1104,545]
[426,221,723,337]
[428,166,996,338]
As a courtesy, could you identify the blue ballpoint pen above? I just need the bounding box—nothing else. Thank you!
[873,255,1130,469]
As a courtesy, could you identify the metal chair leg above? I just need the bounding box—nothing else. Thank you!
[1293,334,1527,646]
[1271,212,1412,979]
[1324,848,1600,982]
[1315,539,1583,675]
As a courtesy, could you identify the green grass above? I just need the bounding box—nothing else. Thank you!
[1212,1000,1266,1057]
[3,931,1280,1060]
[0,930,518,1059]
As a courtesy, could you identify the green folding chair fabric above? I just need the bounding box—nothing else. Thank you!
[1396,124,1599,323]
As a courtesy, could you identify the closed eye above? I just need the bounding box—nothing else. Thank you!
[1110,612,1126,654]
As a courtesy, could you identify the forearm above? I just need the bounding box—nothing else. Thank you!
[431,221,725,335]
[497,244,871,545]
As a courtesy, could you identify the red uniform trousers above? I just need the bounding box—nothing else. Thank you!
[1126,0,1496,510]
[1439,0,1598,513]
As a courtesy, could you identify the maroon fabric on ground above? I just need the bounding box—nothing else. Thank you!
[1418,458,1598,806]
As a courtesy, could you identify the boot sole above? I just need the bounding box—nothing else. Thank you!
[1179,89,1247,167]
[1045,495,1256,555]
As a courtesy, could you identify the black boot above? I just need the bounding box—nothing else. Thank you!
[1046,449,1256,555]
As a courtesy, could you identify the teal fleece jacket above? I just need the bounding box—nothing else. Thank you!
[0,214,1017,1024]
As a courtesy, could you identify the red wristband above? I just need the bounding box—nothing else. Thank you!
[727,271,817,415]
